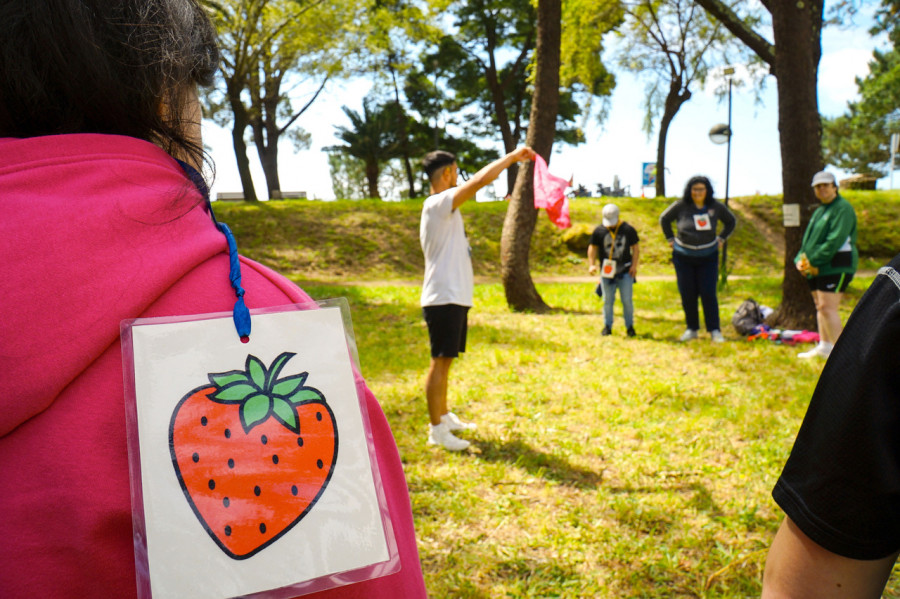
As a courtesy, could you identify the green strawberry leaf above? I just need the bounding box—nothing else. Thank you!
[272,397,300,433]
[208,370,251,389]
[246,355,267,389]
[239,393,272,432]
[271,373,308,397]
[264,352,297,391]
[210,382,259,403]
[287,386,325,404]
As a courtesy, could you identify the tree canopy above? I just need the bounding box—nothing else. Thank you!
[823,0,900,177]
[202,0,366,199]
[616,0,762,196]
[400,0,619,194]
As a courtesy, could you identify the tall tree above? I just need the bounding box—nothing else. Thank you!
[500,0,561,312]
[203,0,363,199]
[823,0,900,177]
[617,0,759,196]
[693,0,824,328]
[416,0,617,195]
[330,98,403,199]
[362,0,442,199]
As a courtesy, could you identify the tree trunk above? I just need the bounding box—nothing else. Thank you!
[500,0,560,313]
[365,161,380,199]
[768,0,823,329]
[254,95,282,198]
[402,153,416,199]
[484,63,518,195]
[257,143,281,198]
[228,94,258,203]
[654,83,691,198]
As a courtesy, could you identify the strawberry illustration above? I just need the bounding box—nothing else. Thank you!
[603,264,613,274]
[697,218,708,227]
[169,352,338,559]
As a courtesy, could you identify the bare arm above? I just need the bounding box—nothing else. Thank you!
[452,147,536,209]
[629,243,640,277]
[587,244,599,275]
[762,517,897,599]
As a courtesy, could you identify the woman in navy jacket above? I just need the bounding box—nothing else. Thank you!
[659,176,737,342]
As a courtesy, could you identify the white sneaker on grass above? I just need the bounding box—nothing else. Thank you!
[679,329,699,342]
[798,342,833,359]
[428,423,470,451]
[442,412,476,431]
[710,330,726,343]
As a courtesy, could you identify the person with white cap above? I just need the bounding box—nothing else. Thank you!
[588,203,640,337]
[795,170,857,359]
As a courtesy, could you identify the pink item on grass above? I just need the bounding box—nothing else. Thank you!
[532,154,571,229]
[792,330,821,344]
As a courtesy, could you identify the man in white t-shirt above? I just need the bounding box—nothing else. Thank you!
[420,147,535,450]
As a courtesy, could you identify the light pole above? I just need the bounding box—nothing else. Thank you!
[709,66,735,287]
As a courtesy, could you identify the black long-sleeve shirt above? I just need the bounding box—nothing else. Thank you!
[659,199,737,253]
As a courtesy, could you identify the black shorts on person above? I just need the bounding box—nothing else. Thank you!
[807,272,853,293]
[423,304,469,358]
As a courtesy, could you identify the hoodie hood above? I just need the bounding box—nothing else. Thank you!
[1,134,227,436]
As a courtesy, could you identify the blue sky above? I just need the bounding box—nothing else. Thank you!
[203,12,893,201]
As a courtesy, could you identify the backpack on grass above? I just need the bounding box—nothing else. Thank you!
[732,298,764,336]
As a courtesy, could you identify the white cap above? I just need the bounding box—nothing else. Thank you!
[602,204,619,227]
[810,171,836,187]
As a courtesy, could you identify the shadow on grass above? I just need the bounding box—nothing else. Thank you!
[609,480,724,519]
[421,551,588,599]
[473,437,604,489]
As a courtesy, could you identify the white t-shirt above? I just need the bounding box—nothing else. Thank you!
[420,189,474,307]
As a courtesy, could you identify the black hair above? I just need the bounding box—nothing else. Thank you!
[681,175,715,206]
[0,0,218,171]
[423,150,457,181]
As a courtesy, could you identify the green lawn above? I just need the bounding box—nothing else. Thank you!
[219,191,900,596]
[300,275,900,598]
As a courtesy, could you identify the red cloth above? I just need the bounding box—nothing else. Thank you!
[0,134,426,598]
[532,154,571,229]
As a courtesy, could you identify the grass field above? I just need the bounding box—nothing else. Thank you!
[219,191,900,597]
[301,276,899,598]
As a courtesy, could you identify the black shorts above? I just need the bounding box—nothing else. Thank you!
[423,304,469,358]
[807,272,853,293]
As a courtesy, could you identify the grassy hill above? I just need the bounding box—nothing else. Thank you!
[213,190,900,283]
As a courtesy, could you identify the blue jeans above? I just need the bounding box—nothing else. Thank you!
[600,273,634,328]
[672,252,720,331]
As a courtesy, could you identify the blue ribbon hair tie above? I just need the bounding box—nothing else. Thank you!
[215,221,252,342]
[177,160,252,342]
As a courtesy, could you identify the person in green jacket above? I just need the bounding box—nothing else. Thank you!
[795,171,858,359]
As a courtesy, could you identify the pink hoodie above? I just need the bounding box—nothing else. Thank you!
[0,134,426,598]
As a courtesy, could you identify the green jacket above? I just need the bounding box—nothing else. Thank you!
[795,193,858,277]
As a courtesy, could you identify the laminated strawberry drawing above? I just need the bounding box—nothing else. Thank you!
[169,352,338,560]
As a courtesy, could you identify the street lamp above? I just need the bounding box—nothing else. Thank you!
[709,66,735,287]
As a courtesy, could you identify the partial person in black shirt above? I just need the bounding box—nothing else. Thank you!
[763,254,900,597]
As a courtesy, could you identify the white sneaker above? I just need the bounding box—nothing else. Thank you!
[679,329,699,342]
[710,330,726,343]
[798,342,829,359]
[442,412,476,431]
[428,423,470,451]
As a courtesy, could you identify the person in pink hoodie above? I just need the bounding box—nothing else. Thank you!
[0,1,426,597]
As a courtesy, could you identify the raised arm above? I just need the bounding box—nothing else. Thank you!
[452,147,536,209]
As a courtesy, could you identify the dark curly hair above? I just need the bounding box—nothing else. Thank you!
[0,0,218,171]
[681,175,715,206]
